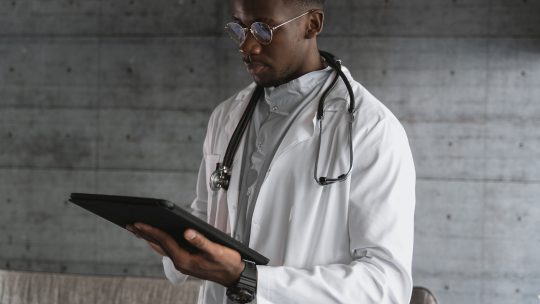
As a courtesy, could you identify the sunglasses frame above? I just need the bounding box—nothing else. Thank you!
[225,9,316,46]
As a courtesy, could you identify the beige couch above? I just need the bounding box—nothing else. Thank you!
[0,270,201,304]
[0,270,439,304]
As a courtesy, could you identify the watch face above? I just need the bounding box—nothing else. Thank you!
[227,286,255,303]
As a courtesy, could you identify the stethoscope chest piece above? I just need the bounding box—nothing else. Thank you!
[210,163,231,191]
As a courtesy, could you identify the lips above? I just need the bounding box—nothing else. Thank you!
[243,56,268,76]
[246,62,267,75]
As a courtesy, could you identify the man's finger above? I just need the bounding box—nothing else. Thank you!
[130,223,161,244]
[126,224,141,238]
[184,229,210,251]
[133,223,186,256]
[148,241,167,256]
[134,223,171,243]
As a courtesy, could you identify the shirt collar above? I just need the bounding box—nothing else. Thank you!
[263,66,332,115]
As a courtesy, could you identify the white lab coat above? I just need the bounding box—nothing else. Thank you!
[163,67,416,304]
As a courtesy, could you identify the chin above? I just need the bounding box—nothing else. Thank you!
[253,78,273,88]
[253,75,288,88]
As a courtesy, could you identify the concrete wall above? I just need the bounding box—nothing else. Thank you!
[1,1,539,303]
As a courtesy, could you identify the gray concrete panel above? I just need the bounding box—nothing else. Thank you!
[100,0,225,36]
[98,37,223,111]
[0,1,101,35]
[408,122,487,180]
[486,39,540,182]
[0,39,100,108]
[415,180,484,238]
[484,120,540,181]
[0,108,98,169]
[0,0,226,36]
[94,170,197,206]
[97,108,207,172]
[491,1,540,37]
[324,1,490,37]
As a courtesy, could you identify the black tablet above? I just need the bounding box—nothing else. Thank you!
[69,193,269,265]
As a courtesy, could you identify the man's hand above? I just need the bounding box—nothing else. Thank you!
[126,223,245,287]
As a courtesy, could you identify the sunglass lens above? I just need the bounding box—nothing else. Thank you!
[251,22,272,45]
[225,23,246,45]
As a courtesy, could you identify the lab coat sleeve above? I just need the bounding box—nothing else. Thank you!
[162,256,189,284]
[190,153,210,220]
[256,116,416,304]
[162,117,213,284]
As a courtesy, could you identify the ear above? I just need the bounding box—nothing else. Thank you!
[305,10,324,39]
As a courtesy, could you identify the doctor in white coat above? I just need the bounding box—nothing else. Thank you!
[128,0,416,303]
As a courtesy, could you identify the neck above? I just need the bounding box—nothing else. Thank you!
[303,47,327,73]
[274,47,325,87]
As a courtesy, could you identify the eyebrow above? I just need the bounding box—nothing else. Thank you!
[231,15,276,26]
[231,16,245,25]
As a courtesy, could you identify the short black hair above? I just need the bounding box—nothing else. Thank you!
[290,0,325,8]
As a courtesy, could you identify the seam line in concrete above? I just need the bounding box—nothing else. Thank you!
[417,176,540,185]
[0,166,199,174]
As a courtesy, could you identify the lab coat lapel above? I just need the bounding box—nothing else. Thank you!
[222,84,256,233]
[224,83,257,137]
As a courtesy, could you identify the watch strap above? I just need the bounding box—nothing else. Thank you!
[226,260,257,303]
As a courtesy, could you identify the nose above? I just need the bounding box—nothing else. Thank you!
[239,30,262,56]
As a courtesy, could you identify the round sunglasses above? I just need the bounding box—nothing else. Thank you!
[224,10,315,46]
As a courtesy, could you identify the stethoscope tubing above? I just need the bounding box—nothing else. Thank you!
[223,86,264,168]
[210,50,356,191]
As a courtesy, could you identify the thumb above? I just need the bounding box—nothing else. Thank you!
[184,229,210,252]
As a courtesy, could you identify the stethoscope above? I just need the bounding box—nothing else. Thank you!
[209,50,356,192]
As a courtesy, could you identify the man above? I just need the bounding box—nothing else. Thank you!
[128,0,416,303]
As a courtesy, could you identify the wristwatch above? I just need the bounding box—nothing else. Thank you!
[226,260,257,303]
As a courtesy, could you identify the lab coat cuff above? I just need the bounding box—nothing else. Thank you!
[255,265,280,304]
[162,256,189,284]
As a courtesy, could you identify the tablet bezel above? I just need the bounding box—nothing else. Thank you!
[69,193,269,265]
